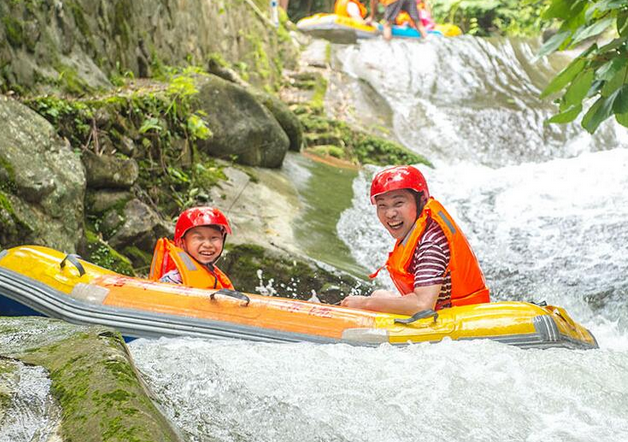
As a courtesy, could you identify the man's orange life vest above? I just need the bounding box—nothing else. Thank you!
[149,238,234,290]
[374,198,490,308]
[334,0,368,18]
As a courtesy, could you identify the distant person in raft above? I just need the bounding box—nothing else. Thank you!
[149,206,234,290]
[341,166,490,315]
[366,0,428,41]
[334,0,368,23]
[395,0,435,32]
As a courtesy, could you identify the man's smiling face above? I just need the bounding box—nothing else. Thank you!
[375,189,419,240]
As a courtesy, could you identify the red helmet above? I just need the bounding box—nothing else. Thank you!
[174,207,232,246]
[370,165,430,204]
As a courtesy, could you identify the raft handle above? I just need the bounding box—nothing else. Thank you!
[60,254,86,277]
[394,309,438,324]
[211,288,250,306]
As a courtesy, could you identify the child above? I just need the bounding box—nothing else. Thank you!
[149,206,234,290]
[341,166,490,314]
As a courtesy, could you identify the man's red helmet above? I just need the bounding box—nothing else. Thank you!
[370,165,430,204]
[174,207,232,246]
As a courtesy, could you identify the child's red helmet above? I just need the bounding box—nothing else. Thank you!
[174,207,232,246]
[370,165,430,204]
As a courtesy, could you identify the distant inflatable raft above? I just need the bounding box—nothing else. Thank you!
[296,13,462,43]
[0,246,597,350]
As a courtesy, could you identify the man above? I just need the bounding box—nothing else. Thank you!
[341,165,490,315]
[367,0,428,41]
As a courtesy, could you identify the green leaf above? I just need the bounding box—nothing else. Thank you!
[596,56,628,82]
[613,84,628,114]
[616,112,628,128]
[587,79,605,98]
[582,92,617,133]
[585,0,627,21]
[537,31,571,59]
[619,11,628,37]
[541,58,586,97]
[563,69,595,106]
[543,0,576,20]
[572,17,615,45]
[548,104,583,124]
[597,37,627,54]
[601,65,628,97]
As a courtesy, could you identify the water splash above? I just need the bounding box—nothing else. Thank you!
[0,361,61,442]
[335,37,623,167]
[130,337,628,442]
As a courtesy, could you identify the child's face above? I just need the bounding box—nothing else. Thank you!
[182,225,224,265]
[375,189,418,240]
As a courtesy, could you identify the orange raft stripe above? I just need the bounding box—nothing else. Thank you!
[97,275,379,340]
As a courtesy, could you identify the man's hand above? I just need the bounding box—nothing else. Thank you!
[341,295,369,309]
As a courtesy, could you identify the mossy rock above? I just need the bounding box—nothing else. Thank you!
[10,320,183,442]
[298,107,432,167]
[221,244,372,305]
[79,229,135,276]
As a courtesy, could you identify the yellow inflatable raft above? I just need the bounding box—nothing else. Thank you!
[0,246,597,349]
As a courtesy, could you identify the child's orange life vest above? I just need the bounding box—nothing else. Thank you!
[149,238,234,290]
[334,0,368,18]
[372,198,490,308]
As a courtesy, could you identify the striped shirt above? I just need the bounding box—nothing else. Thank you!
[160,269,183,284]
[409,218,452,309]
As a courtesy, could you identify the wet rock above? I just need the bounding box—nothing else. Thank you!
[86,189,132,215]
[221,244,372,305]
[0,0,297,93]
[0,317,182,442]
[253,90,303,152]
[118,135,136,156]
[195,75,289,168]
[82,150,139,189]
[107,199,171,253]
[0,96,85,252]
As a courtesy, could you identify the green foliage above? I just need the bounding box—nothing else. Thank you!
[431,0,550,36]
[539,0,628,132]
[24,71,225,219]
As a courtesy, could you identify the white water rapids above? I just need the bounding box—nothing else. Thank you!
[129,37,628,441]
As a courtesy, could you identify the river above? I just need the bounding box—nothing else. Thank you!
[128,36,628,441]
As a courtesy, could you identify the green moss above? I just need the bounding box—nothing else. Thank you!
[83,229,136,276]
[18,327,181,442]
[297,107,431,167]
[0,156,17,193]
[67,1,90,38]
[2,16,24,47]
[113,0,131,48]
[311,76,328,111]
[244,32,272,82]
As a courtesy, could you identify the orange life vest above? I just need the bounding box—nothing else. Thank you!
[149,238,234,290]
[334,0,368,18]
[373,198,490,308]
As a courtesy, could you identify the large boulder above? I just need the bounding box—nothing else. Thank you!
[0,96,85,252]
[196,75,290,168]
[107,199,171,256]
[82,151,139,189]
[253,90,303,152]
